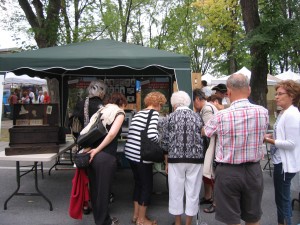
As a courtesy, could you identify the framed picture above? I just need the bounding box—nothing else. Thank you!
[46,106,53,114]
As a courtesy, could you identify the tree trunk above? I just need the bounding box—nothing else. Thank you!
[240,0,268,107]
[18,0,61,48]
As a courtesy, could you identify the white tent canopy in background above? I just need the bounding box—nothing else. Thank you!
[201,73,215,86]
[211,67,278,86]
[4,72,47,85]
[275,69,300,83]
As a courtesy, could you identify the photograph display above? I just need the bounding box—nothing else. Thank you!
[68,77,137,112]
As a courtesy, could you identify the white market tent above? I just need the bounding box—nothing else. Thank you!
[4,72,47,85]
[275,69,300,83]
[211,67,278,86]
[201,73,215,86]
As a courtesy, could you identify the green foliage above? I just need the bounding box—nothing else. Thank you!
[1,0,299,75]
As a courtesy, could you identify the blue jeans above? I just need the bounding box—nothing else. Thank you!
[273,163,296,225]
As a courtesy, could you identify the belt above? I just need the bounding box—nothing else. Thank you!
[217,161,259,166]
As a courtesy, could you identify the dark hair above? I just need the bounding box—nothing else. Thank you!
[105,92,127,107]
[207,94,222,105]
[193,88,206,101]
[201,80,208,87]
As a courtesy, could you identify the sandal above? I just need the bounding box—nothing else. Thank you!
[133,216,150,224]
[136,219,157,225]
[132,217,137,223]
[203,203,216,213]
[199,197,213,205]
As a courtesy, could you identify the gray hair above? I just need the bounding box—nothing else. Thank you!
[227,73,249,89]
[87,80,108,99]
[171,91,191,108]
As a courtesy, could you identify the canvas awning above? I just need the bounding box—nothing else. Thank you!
[0,39,192,125]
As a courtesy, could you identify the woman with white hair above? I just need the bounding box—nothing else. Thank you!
[70,80,108,139]
[69,80,108,215]
[160,91,205,225]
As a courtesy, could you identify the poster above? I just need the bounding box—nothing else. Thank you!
[68,77,137,114]
[141,82,170,115]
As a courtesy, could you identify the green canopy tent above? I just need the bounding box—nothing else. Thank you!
[0,39,192,127]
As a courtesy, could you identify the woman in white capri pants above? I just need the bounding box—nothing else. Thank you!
[160,91,205,225]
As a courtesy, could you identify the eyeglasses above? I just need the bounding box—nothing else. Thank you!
[275,92,288,96]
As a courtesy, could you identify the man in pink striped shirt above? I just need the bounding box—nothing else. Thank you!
[203,73,269,225]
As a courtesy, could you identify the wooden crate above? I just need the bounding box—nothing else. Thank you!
[9,126,60,145]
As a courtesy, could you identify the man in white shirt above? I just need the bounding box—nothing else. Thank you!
[37,91,44,104]
[28,88,35,103]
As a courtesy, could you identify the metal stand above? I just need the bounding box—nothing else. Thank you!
[292,192,300,210]
[4,161,53,211]
[262,143,272,177]
[48,143,75,175]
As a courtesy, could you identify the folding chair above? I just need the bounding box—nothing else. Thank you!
[262,142,273,177]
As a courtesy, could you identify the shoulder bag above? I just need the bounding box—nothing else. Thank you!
[140,109,164,163]
[76,108,107,148]
[73,148,90,169]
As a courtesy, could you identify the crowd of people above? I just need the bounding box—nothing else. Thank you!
[69,74,300,225]
[8,88,51,119]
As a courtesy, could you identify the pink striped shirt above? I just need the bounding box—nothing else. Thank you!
[204,99,269,164]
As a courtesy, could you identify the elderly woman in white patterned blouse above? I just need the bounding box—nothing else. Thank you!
[160,91,204,225]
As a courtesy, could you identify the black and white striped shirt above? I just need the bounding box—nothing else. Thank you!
[124,109,159,163]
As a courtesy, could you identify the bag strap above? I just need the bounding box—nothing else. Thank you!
[83,97,89,127]
[145,109,154,130]
[140,109,154,163]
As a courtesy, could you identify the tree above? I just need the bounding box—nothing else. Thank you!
[260,0,300,73]
[193,0,247,75]
[240,0,268,106]
[151,0,213,74]
[18,0,61,48]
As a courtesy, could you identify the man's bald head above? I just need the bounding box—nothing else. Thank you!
[226,73,251,101]
[227,73,249,90]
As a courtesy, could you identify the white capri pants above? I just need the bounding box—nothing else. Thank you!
[168,163,203,216]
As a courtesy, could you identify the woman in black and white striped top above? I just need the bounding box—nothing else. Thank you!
[125,91,166,225]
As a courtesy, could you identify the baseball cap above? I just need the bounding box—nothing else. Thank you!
[212,83,227,93]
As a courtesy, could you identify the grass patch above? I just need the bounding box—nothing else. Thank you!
[0,128,9,142]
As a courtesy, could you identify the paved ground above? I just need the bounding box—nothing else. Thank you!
[0,118,300,225]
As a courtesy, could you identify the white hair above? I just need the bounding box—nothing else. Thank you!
[88,80,107,98]
[170,91,191,108]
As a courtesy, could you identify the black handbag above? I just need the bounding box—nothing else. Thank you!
[76,113,107,148]
[73,149,90,169]
[140,109,164,163]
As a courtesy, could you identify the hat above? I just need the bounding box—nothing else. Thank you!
[212,83,227,93]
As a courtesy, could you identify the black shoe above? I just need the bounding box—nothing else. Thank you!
[199,197,213,205]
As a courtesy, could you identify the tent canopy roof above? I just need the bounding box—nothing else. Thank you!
[275,69,300,82]
[4,72,46,85]
[0,39,190,72]
[211,67,277,86]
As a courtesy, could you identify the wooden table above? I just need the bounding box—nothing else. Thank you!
[0,141,75,211]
